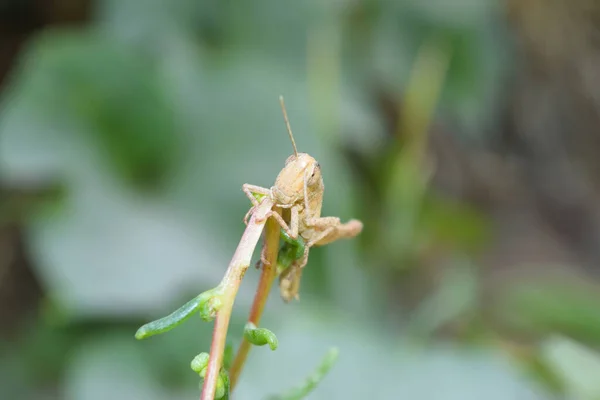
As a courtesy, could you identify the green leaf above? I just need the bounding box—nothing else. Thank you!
[198,287,225,322]
[136,295,204,340]
[135,287,223,340]
[193,355,230,400]
[216,369,229,399]
[190,353,210,374]
[244,323,279,351]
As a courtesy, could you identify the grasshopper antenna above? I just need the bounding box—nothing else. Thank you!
[279,95,298,158]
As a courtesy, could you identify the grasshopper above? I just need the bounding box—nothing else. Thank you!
[243,97,363,302]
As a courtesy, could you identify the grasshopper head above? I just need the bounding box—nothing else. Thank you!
[272,152,322,205]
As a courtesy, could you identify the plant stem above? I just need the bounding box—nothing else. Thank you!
[200,198,274,400]
[229,208,281,390]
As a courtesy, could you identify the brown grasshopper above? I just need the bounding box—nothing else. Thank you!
[243,96,363,301]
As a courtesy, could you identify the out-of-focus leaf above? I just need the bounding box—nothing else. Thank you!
[403,0,498,29]
[1,29,182,189]
[25,177,231,317]
[496,278,600,346]
[420,195,491,253]
[267,348,339,400]
[407,260,478,336]
[380,149,431,264]
[370,0,508,136]
[541,336,600,400]
[96,0,201,41]
[0,345,34,399]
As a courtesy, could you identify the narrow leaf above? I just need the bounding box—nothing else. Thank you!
[268,347,339,400]
[243,322,278,350]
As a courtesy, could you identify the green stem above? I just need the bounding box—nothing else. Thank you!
[200,198,274,400]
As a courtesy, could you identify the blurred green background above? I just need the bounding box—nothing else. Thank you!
[2,0,600,399]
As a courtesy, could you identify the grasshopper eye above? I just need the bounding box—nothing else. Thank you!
[307,163,321,184]
[311,163,321,177]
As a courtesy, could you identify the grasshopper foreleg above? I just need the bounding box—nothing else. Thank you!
[242,184,272,225]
